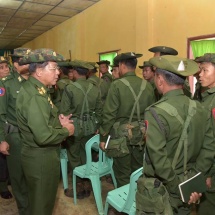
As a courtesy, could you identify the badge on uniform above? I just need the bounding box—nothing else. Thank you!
[0,87,5,96]
[212,108,215,120]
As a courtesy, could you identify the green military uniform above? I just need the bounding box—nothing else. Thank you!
[57,75,72,96]
[60,65,102,183]
[100,52,156,187]
[16,49,69,215]
[101,71,112,86]
[136,55,214,215]
[0,72,29,214]
[196,87,215,215]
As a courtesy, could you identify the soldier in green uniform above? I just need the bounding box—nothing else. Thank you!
[16,49,74,215]
[0,48,31,214]
[100,52,156,188]
[0,56,12,199]
[139,61,161,101]
[136,55,214,215]
[195,53,215,215]
[110,62,120,80]
[60,60,102,199]
[97,60,112,87]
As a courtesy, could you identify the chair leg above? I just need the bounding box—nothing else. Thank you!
[91,176,104,215]
[73,173,77,204]
[60,158,68,190]
[104,200,109,215]
[110,171,117,188]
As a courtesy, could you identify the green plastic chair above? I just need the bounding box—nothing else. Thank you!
[104,167,143,215]
[60,148,68,190]
[73,134,117,215]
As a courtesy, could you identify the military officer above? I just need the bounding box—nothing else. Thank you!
[100,52,155,188]
[97,60,112,85]
[16,49,74,215]
[0,56,12,199]
[195,53,215,215]
[136,55,214,215]
[0,48,31,214]
[60,60,102,199]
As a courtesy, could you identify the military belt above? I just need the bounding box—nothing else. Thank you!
[4,123,19,134]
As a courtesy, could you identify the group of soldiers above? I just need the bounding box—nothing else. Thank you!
[0,46,214,215]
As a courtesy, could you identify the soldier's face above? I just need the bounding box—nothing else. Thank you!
[68,69,74,81]
[199,62,215,88]
[0,63,9,78]
[142,67,154,82]
[42,61,60,86]
[112,67,120,79]
[99,64,108,74]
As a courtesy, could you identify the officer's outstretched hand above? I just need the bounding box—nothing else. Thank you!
[0,141,10,155]
[188,192,202,205]
[100,142,105,151]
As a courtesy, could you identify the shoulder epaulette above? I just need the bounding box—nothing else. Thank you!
[1,74,13,82]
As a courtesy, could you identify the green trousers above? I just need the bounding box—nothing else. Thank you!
[0,153,9,193]
[113,145,143,188]
[21,146,60,215]
[6,132,30,215]
[66,134,93,183]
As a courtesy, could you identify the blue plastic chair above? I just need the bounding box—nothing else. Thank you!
[60,148,68,190]
[104,167,143,215]
[73,134,117,215]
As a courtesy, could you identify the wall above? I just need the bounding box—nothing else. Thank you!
[23,0,215,75]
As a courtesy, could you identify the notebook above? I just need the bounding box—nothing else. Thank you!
[178,172,207,203]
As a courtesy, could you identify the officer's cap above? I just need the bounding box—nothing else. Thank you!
[139,61,153,69]
[58,60,73,67]
[114,52,142,63]
[69,60,94,70]
[88,62,98,69]
[195,53,215,64]
[10,48,31,57]
[149,55,198,77]
[0,56,8,64]
[148,46,178,56]
[19,48,64,65]
[96,60,110,66]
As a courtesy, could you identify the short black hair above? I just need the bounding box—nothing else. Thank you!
[29,62,48,74]
[60,66,73,76]
[74,67,88,76]
[120,58,137,69]
[155,68,185,86]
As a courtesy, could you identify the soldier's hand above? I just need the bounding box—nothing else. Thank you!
[188,192,202,204]
[0,141,10,155]
[206,177,212,188]
[64,123,75,136]
[100,142,105,151]
[59,114,73,126]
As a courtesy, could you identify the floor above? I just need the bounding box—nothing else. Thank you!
[0,177,114,215]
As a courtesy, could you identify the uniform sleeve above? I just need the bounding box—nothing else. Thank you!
[0,81,8,142]
[99,83,119,141]
[27,95,69,146]
[60,85,73,115]
[95,91,103,125]
[144,110,180,195]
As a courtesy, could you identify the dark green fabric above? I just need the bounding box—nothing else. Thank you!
[21,146,60,215]
[6,132,30,215]
[101,72,112,88]
[138,89,214,213]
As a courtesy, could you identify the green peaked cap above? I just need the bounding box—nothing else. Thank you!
[139,61,153,69]
[149,55,198,76]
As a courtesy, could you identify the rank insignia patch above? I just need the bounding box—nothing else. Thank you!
[0,87,5,96]
[212,108,215,120]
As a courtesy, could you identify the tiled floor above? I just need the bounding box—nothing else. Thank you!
[0,177,115,215]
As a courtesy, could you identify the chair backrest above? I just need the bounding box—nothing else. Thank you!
[124,167,143,211]
[85,134,100,175]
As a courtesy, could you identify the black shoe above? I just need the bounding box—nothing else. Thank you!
[84,190,91,197]
[64,189,85,199]
[0,191,13,199]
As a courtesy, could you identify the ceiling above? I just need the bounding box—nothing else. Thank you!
[0,0,100,50]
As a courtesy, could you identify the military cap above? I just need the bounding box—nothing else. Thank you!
[96,60,110,65]
[10,47,31,57]
[149,55,198,76]
[195,53,215,64]
[58,60,73,67]
[139,61,153,69]
[0,56,8,64]
[69,60,94,70]
[114,52,142,62]
[194,56,203,63]
[148,46,178,56]
[88,62,98,68]
[19,48,64,65]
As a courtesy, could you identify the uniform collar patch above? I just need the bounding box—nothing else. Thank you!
[0,87,5,96]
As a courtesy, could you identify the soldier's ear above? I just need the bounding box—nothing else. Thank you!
[35,67,43,77]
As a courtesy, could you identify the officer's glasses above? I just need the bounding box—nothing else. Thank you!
[47,65,60,71]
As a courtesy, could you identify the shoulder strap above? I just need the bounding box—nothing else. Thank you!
[119,78,146,122]
[72,82,93,117]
